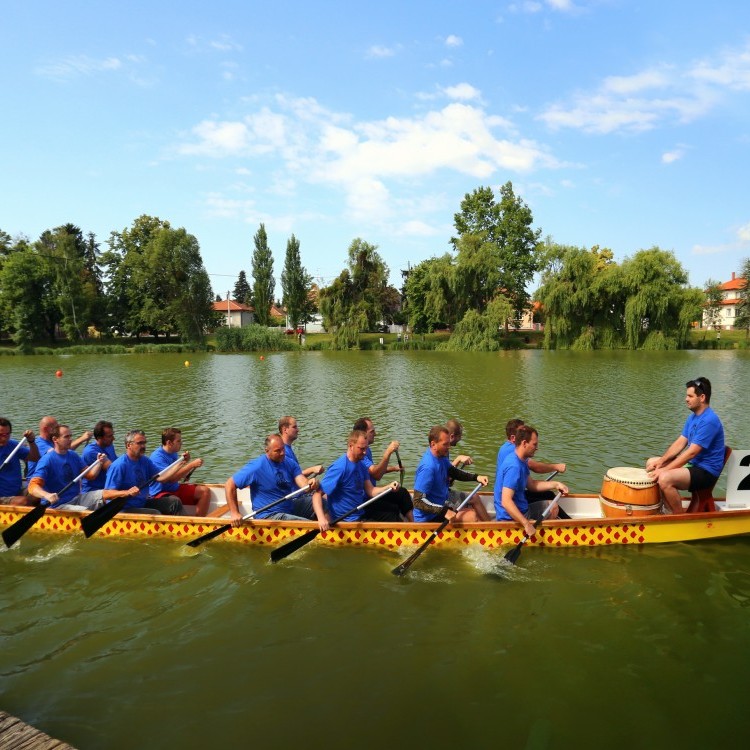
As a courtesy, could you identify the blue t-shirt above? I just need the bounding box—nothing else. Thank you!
[105,454,159,508]
[27,436,54,475]
[413,448,452,522]
[319,454,370,521]
[232,454,301,518]
[149,446,181,495]
[497,440,515,467]
[284,444,304,478]
[494,452,530,520]
[31,449,87,506]
[81,443,117,492]
[0,439,31,497]
[681,406,725,477]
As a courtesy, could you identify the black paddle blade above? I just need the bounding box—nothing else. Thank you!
[503,541,524,565]
[270,528,320,563]
[81,496,128,538]
[391,519,449,576]
[2,504,48,548]
[186,523,232,548]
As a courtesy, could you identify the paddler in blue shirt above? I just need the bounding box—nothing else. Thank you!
[0,417,40,504]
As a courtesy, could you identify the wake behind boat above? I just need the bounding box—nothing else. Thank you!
[2,450,750,552]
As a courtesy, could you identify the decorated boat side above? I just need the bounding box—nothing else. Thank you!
[2,451,750,552]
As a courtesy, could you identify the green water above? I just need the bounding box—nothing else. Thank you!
[1,350,750,749]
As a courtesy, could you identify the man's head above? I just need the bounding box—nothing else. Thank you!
[353,418,375,446]
[93,420,115,447]
[515,424,539,459]
[161,428,183,451]
[278,416,299,444]
[347,429,369,462]
[505,418,525,442]
[428,425,451,458]
[39,416,58,438]
[125,430,148,458]
[264,434,286,463]
[0,417,11,447]
[686,376,712,410]
[52,424,73,453]
[445,419,463,447]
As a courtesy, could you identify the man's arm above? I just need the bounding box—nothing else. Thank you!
[368,441,400,481]
[23,431,40,463]
[646,436,688,472]
[71,430,93,450]
[501,487,536,538]
[224,477,243,526]
[529,459,566,474]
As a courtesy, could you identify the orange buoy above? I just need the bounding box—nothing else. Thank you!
[55,370,63,378]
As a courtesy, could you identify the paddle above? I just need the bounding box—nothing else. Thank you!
[392,482,483,577]
[81,457,186,538]
[2,458,100,548]
[395,448,405,487]
[504,491,562,565]
[186,484,310,548]
[270,485,395,563]
[0,436,28,472]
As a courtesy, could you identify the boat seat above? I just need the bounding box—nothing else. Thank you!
[686,446,732,513]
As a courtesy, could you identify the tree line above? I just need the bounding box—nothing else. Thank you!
[2,183,748,352]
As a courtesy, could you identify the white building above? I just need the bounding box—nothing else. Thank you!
[702,272,747,330]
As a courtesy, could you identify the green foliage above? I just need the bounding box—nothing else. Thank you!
[734,257,750,337]
[281,234,314,329]
[251,224,274,326]
[214,324,297,352]
[403,254,456,332]
[440,295,514,351]
[233,270,252,305]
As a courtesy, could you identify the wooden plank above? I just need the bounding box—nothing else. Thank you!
[0,710,77,749]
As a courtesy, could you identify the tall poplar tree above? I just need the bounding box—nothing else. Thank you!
[281,234,313,330]
[251,224,274,326]
[734,257,750,338]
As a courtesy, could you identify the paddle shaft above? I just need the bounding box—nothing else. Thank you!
[270,485,395,563]
[395,448,404,487]
[504,491,562,564]
[392,482,484,576]
[186,484,311,548]
[0,436,28,471]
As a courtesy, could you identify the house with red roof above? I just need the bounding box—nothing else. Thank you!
[212,299,254,328]
[702,272,747,330]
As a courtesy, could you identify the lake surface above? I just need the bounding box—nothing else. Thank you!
[1,349,749,749]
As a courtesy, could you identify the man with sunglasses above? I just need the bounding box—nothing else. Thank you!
[646,377,725,514]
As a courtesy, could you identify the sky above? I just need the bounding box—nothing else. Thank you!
[3,0,750,296]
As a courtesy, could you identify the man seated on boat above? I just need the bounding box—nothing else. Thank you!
[646,376,725,514]
[26,424,136,511]
[80,420,117,495]
[225,433,320,526]
[443,418,490,519]
[0,417,40,505]
[279,416,324,479]
[27,416,92,475]
[149,428,210,516]
[445,418,474,468]
[104,430,185,515]
[494,424,569,537]
[353,417,413,520]
[311,429,404,530]
[412,425,489,523]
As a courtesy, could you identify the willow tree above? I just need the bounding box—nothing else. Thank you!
[536,243,619,349]
[620,248,703,349]
[403,254,457,332]
[441,295,514,351]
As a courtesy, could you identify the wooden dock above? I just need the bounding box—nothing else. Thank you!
[0,711,77,749]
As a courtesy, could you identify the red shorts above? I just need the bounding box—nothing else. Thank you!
[153,484,200,503]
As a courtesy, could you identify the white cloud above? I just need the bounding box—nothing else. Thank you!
[445,35,463,48]
[661,149,684,164]
[690,45,750,90]
[692,243,730,256]
[177,94,559,227]
[442,83,482,101]
[35,55,123,79]
[738,223,750,243]
[367,45,397,59]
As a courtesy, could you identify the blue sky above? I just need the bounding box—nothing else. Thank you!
[3,1,750,295]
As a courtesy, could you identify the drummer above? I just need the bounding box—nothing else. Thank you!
[494,424,569,538]
[646,376,725,514]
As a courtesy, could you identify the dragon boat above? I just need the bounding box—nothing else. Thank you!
[2,450,750,553]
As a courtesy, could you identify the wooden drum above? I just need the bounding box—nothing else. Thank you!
[600,466,661,518]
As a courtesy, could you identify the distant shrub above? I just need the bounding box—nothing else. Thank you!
[214,325,298,352]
